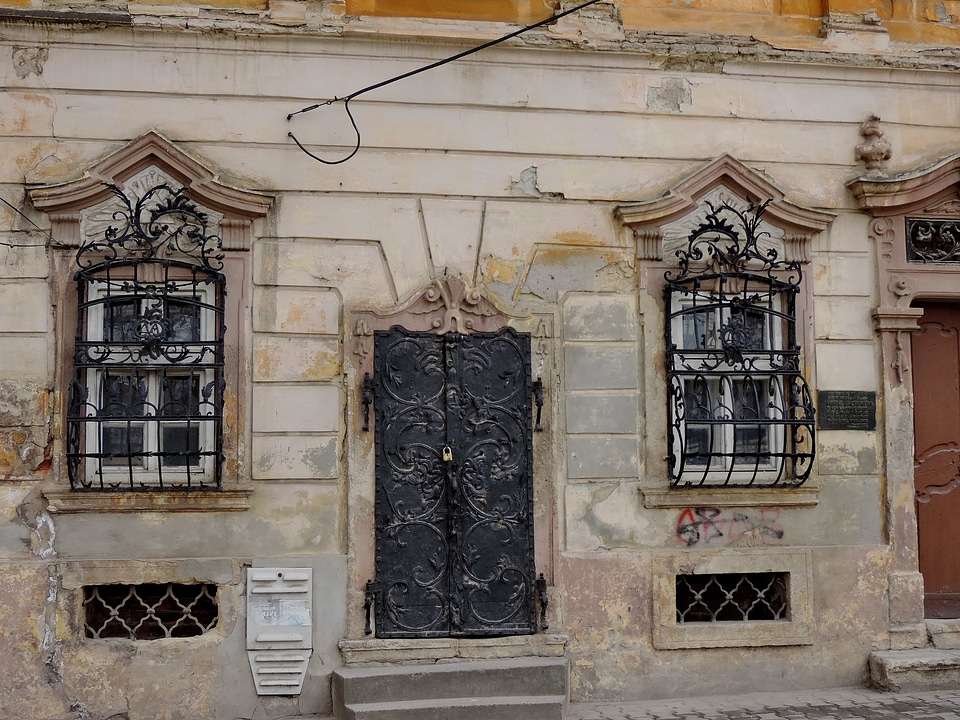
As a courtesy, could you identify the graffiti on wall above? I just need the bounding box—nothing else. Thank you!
[675,507,784,547]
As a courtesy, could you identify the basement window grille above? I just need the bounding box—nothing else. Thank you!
[676,572,788,623]
[83,583,219,640]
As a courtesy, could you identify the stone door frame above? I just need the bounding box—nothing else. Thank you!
[850,153,960,647]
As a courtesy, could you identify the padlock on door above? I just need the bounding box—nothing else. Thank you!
[442,446,453,462]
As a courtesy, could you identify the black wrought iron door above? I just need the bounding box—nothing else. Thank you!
[373,327,535,638]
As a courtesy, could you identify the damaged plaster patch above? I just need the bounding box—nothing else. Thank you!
[12,46,49,78]
[509,166,562,199]
[646,77,693,112]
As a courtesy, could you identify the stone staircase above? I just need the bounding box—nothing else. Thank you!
[869,619,960,691]
[332,657,568,720]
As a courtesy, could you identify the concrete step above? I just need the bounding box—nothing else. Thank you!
[869,648,960,691]
[334,657,568,706]
[341,695,565,720]
[927,619,960,649]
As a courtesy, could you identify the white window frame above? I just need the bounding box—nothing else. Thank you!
[669,293,791,486]
[81,279,218,484]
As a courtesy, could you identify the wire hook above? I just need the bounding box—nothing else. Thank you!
[287,97,361,165]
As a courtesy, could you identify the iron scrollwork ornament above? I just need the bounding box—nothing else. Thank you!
[664,200,815,488]
[76,182,225,272]
[68,181,226,491]
[907,218,960,263]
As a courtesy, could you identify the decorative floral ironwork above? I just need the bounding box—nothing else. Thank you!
[76,183,224,272]
[371,327,536,637]
[668,200,801,286]
[907,218,960,263]
[68,181,225,491]
[665,200,815,488]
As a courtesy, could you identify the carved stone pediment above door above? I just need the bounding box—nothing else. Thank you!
[349,271,552,379]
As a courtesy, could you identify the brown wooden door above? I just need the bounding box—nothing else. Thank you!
[913,302,960,618]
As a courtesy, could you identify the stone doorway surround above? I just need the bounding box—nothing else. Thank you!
[342,272,559,657]
[849,152,960,651]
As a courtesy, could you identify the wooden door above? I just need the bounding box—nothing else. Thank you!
[913,302,960,618]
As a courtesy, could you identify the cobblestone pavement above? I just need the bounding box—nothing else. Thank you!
[566,687,960,720]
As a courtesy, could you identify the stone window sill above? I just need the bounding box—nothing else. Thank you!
[44,486,253,514]
[642,485,819,509]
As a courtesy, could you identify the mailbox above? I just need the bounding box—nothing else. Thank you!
[246,567,312,695]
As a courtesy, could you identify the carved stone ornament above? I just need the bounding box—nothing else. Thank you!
[349,273,518,377]
[616,154,834,265]
[855,115,892,177]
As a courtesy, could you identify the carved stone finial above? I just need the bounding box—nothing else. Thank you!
[856,115,892,177]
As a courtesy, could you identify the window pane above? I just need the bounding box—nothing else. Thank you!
[104,299,139,342]
[100,372,147,417]
[724,307,766,351]
[681,310,716,350]
[166,300,201,343]
[161,425,201,467]
[160,374,200,417]
[685,426,712,467]
[101,423,145,465]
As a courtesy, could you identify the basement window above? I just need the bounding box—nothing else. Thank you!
[83,583,219,640]
[676,572,788,623]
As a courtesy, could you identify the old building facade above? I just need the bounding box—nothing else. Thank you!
[3,0,960,718]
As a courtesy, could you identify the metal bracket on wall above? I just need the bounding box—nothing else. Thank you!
[533,377,544,432]
[536,572,549,630]
[364,579,380,635]
[362,372,374,432]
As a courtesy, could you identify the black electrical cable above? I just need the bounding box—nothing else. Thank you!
[287,0,605,165]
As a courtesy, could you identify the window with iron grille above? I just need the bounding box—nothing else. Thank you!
[676,572,788,623]
[665,201,815,487]
[68,183,225,490]
[83,583,219,639]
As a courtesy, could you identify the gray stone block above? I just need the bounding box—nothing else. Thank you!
[567,436,639,479]
[564,345,638,390]
[566,393,639,434]
[562,295,637,341]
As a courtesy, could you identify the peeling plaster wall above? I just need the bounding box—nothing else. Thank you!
[0,5,955,715]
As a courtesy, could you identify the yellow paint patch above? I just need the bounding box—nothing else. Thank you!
[304,350,341,380]
[483,257,522,284]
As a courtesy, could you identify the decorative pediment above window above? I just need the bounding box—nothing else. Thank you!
[29,131,271,250]
[615,155,834,263]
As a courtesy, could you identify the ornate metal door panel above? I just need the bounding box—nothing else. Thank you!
[373,327,535,638]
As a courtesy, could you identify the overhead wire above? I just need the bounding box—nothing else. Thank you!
[0,194,67,249]
[287,0,606,165]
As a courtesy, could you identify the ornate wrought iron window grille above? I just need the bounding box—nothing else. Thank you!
[68,183,225,491]
[676,572,789,623]
[906,217,960,263]
[665,201,815,487]
[83,583,219,639]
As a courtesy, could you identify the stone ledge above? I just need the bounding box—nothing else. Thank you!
[642,486,819,508]
[339,634,568,665]
[44,486,253,513]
